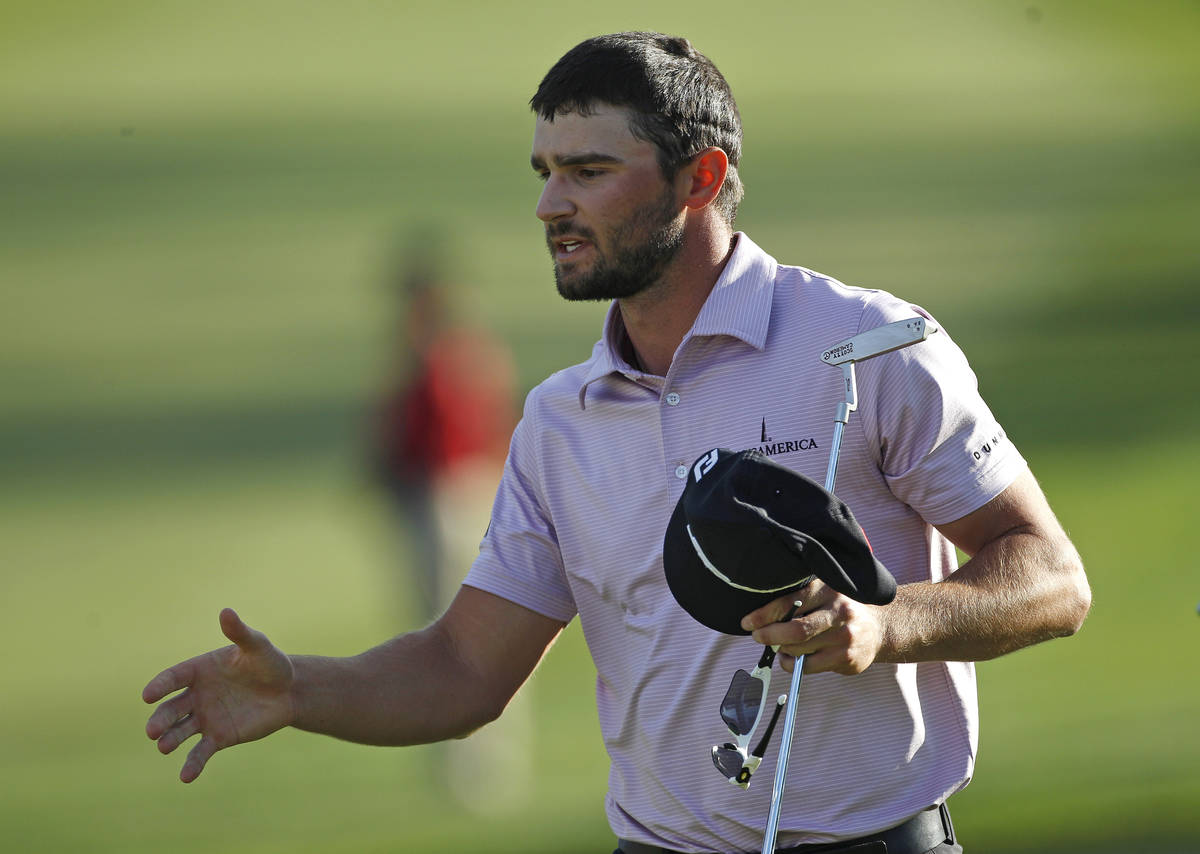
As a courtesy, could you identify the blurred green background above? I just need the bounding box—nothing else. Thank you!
[2,1,1197,851]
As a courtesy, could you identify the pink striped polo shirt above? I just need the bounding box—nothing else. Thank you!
[465,233,1026,851]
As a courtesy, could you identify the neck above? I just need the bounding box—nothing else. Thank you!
[620,228,736,377]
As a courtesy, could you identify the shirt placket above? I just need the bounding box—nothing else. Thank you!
[659,343,700,499]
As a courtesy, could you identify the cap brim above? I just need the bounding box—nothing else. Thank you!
[663,497,812,636]
[823,542,896,606]
[766,514,897,606]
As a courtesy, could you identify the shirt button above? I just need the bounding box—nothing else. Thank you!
[665,392,681,406]
[674,464,689,479]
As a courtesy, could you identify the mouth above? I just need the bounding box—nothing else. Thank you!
[550,235,592,263]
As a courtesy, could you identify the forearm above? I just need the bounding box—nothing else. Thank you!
[287,587,563,746]
[289,622,495,746]
[877,527,1090,663]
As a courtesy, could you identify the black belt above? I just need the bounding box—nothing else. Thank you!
[618,802,955,854]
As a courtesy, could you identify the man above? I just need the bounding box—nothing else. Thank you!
[143,32,1090,853]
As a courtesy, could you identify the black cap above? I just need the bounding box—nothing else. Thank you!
[663,448,897,635]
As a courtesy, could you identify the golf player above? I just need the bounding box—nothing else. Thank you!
[144,32,1090,854]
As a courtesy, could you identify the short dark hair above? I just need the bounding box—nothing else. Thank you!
[530,32,744,224]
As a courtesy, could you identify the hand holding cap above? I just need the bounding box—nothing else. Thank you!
[663,448,897,635]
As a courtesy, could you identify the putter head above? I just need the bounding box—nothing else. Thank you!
[820,317,938,366]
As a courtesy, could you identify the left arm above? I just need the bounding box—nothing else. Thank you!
[744,468,1091,673]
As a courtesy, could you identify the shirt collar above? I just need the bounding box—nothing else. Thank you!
[577,232,778,408]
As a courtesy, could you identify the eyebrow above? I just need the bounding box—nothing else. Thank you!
[530,152,625,171]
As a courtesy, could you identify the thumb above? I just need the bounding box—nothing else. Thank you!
[218,607,264,651]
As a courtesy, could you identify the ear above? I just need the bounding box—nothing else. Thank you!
[681,147,729,211]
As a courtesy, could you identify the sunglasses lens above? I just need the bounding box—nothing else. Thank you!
[711,744,746,779]
[719,669,764,735]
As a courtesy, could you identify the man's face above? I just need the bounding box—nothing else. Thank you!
[531,105,686,301]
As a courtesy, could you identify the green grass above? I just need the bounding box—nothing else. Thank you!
[2,1,1198,851]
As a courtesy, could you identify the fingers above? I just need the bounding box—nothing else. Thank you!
[741,582,823,633]
[142,660,194,705]
[180,735,219,784]
[776,647,852,675]
[740,597,792,633]
[146,689,192,741]
[156,714,201,756]
[145,688,206,776]
[768,598,885,676]
[753,607,839,650]
[777,635,843,673]
[143,609,246,705]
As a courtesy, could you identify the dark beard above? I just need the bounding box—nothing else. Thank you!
[548,186,685,302]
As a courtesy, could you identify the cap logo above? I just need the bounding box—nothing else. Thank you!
[692,448,721,482]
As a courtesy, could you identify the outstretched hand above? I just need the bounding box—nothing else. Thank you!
[143,608,295,783]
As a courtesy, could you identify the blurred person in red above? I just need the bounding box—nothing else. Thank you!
[371,230,528,808]
[373,233,517,619]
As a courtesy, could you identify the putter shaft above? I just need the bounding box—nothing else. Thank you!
[761,318,937,853]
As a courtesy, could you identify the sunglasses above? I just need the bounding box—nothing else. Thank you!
[710,603,801,790]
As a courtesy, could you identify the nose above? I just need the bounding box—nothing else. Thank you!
[535,174,575,223]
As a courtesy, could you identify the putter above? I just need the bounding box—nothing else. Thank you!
[760,316,938,853]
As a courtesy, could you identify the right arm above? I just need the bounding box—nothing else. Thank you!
[143,586,565,782]
[291,586,564,744]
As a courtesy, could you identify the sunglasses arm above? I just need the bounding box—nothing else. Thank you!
[751,694,787,761]
[730,694,787,790]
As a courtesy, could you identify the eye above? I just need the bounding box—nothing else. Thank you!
[534,169,550,182]
[577,168,602,179]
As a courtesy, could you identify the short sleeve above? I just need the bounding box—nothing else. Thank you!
[854,296,1028,527]
[463,398,578,623]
